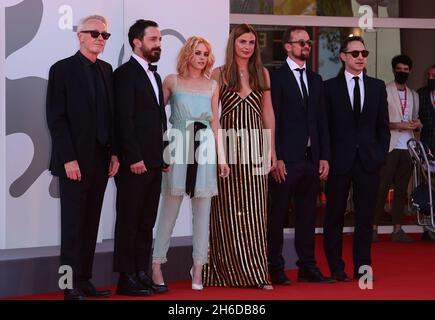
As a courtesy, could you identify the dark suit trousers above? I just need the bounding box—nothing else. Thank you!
[268,154,319,270]
[59,145,109,283]
[113,166,162,274]
[324,157,380,274]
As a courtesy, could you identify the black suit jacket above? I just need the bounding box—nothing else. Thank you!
[271,62,330,167]
[114,57,167,169]
[324,72,390,175]
[418,86,435,149]
[46,51,116,178]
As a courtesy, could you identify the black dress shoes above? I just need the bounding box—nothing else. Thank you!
[298,267,336,283]
[116,273,153,296]
[137,270,168,294]
[64,288,86,300]
[77,280,112,298]
[331,271,352,282]
[269,269,291,285]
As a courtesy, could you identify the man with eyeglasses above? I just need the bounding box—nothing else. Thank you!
[323,36,390,282]
[46,15,119,300]
[113,20,168,297]
[268,26,332,285]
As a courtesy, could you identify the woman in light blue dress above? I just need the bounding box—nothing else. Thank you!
[151,36,229,290]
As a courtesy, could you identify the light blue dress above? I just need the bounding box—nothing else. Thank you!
[161,76,218,198]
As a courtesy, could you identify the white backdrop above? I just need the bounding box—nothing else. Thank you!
[1,0,229,249]
[1,1,6,249]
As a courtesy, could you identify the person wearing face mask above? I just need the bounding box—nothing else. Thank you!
[373,54,422,243]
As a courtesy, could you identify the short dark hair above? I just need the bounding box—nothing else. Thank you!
[282,26,307,44]
[391,54,413,70]
[340,36,365,53]
[128,19,158,50]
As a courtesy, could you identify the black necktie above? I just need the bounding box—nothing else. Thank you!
[296,68,309,107]
[353,76,361,123]
[148,63,157,72]
[91,64,109,146]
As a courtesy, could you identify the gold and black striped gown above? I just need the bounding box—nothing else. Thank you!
[203,85,270,287]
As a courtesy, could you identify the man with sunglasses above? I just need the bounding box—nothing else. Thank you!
[113,20,168,297]
[46,15,119,300]
[323,36,390,282]
[268,26,332,285]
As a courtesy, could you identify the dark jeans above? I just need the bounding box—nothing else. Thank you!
[374,149,413,226]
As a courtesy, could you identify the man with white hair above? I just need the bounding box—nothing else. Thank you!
[46,15,119,300]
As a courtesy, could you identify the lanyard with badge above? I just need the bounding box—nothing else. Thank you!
[398,89,407,121]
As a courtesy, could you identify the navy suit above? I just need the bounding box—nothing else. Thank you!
[323,72,390,275]
[268,62,330,271]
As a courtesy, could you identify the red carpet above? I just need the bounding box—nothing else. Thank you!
[7,234,435,300]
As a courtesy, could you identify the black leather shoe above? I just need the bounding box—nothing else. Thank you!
[331,271,351,282]
[298,267,336,283]
[137,270,168,294]
[116,273,153,296]
[77,280,112,298]
[64,288,86,300]
[269,266,291,285]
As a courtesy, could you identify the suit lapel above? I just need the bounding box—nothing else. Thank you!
[360,74,371,120]
[338,72,353,114]
[97,61,115,116]
[283,64,305,107]
[73,53,94,114]
[306,70,315,115]
[130,57,160,107]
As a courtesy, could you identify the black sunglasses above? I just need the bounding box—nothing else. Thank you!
[80,30,111,40]
[344,50,369,58]
[288,39,314,47]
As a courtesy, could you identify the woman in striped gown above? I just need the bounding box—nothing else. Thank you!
[203,24,277,289]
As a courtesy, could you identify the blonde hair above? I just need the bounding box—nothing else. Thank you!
[177,36,215,78]
[77,15,108,32]
[223,24,267,92]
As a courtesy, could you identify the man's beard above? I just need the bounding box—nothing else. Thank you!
[141,46,161,63]
[297,50,310,61]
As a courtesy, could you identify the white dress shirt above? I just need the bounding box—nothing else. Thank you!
[344,70,365,111]
[286,57,309,96]
[132,53,160,104]
[286,57,311,147]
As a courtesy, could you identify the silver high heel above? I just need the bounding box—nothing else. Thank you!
[190,268,204,291]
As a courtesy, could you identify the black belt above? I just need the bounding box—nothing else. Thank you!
[185,121,207,198]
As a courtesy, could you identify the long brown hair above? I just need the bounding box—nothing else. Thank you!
[222,24,267,92]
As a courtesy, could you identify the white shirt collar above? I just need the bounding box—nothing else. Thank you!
[345,70,363,82]
[287,57,306,72]
[131,53,152,73]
